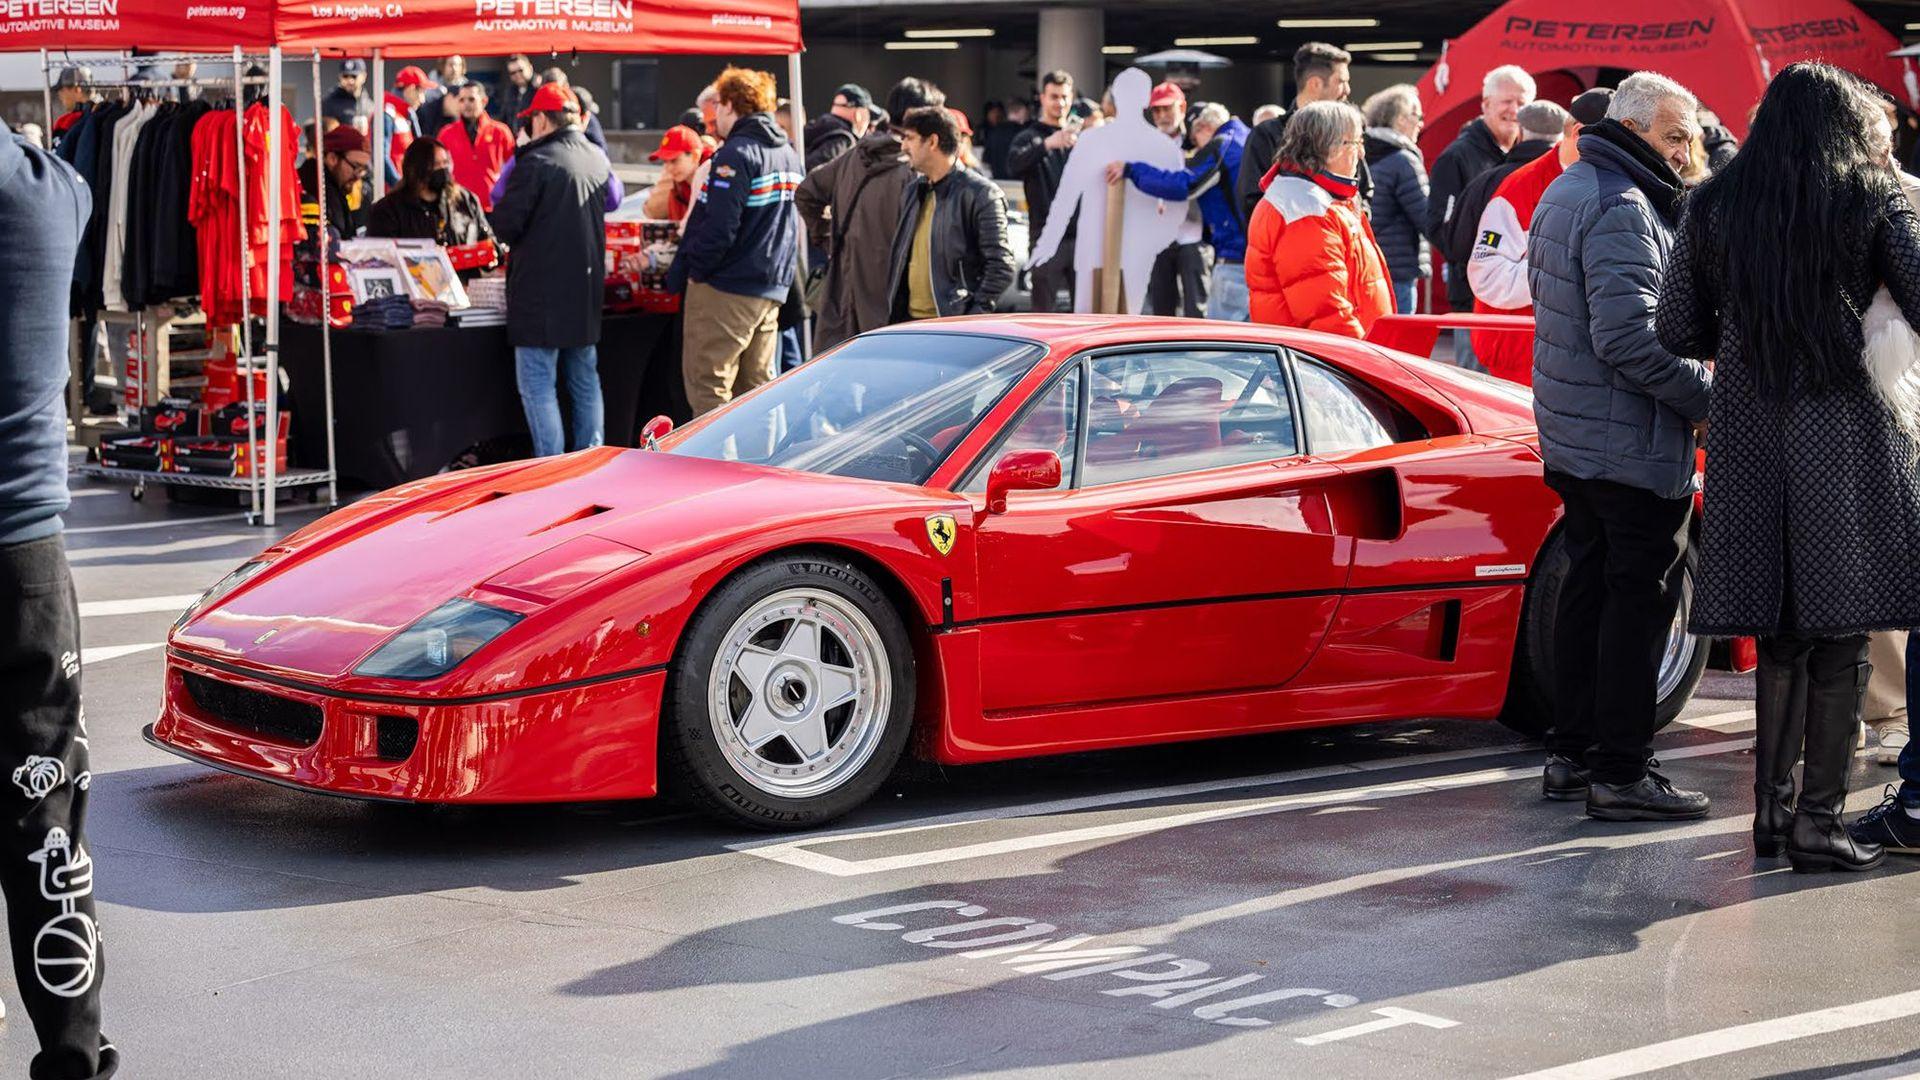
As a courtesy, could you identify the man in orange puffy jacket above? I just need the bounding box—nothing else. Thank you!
[1246,101,1392,338]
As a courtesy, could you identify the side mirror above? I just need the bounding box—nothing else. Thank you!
[985,449,1062,514]
[640,415,674,450]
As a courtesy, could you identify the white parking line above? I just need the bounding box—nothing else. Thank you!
[739,737,1756,878]
[1501,989,1920,1079]
[62,502,328,534]
[82,642,162,665]
[78,595,200,618]
[66,534,264,561]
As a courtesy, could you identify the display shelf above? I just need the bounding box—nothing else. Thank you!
[74,464,336,521]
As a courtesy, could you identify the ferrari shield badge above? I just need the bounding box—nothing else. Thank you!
[925,514,958,557]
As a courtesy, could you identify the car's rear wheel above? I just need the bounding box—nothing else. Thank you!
[1499,530,1707,738]
[662,553,916,830]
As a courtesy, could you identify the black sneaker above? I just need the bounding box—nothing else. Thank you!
[1848,786,1920,855]
[1543,754,1590,801]
[1586,765,1711,822]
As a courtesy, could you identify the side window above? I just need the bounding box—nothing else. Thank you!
[1295,358,1426,454]
[963,367,1080,493]
[1081,349,1299,487]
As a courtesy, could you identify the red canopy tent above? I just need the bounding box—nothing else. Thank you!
[1415,0,1907,160]
[9,0,803,525]
[1,0,798,54]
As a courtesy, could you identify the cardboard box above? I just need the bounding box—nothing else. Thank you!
[99,435,172,472]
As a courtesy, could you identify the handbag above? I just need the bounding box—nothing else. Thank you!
[1860,287,1920,436]
[1858,173,1920,437]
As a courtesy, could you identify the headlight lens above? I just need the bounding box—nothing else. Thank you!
[174,559,272,630]
[353,599,523,681]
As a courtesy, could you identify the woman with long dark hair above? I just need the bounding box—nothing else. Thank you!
[366,135,495,252]
[1657,62,1920,873]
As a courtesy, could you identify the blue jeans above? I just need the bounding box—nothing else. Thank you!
[515,345,603,458]
[1902,634,1920,805]
[779,325,804,372]
[1207,261,1249,321]
[1393,279,1418,315]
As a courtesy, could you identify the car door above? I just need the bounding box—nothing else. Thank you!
[1288,352,1555,588]
[965,345,1357,715]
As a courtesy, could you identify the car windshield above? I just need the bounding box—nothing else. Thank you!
[669,333,1044,486]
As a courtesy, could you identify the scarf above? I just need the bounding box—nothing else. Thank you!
[1584,118,1683,219]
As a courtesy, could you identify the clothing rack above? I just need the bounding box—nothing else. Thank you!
[53,47,338,526]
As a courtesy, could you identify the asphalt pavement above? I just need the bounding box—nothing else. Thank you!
[7,473,1920,1079]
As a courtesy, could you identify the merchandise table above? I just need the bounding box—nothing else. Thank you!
[280,312,686,490]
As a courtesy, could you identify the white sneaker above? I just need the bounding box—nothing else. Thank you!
[1874,722,1911,766]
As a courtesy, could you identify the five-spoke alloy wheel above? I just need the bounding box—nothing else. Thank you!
[664,554,916,829]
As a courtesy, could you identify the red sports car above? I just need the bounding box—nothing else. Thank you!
[150,316,1707,828]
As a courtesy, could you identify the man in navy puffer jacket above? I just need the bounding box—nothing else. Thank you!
[1526,73,1711,824]
[670,67,804,416]
[0,120,120,1080]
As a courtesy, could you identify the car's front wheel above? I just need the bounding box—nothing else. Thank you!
[662,553,916,829]
[1499,530,1708,738]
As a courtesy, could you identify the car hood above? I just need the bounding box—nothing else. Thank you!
[175,448,951,679]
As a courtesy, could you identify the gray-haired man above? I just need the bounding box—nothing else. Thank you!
[1527,72,1711,820]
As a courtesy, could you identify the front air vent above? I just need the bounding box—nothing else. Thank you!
[432,490,512,521]
[530,505,612,534]
[182,671,323,748]
[375,716,419,762]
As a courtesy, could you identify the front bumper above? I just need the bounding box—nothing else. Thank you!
[149,650,669,803]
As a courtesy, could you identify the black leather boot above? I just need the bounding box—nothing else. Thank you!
[1751,640,1808,857]
[1788,636,1884,874]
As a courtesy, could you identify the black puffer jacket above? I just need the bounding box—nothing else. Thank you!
[1442,136,1555,269]
[1659,187,1920,636]
[1425,118,1508,309]
[365,185,494,249]
[1364,127,1429,288]
[885,166,1016,319]
[489,126,612,349]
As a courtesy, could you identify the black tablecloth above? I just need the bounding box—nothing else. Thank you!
[280,313,685,490]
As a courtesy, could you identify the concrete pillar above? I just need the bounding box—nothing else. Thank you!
[1037,7,1105,98]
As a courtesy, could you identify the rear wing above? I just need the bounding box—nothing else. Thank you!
[1365,313,1535,359]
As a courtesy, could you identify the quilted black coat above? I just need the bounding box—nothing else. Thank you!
[1657,190,1920,636]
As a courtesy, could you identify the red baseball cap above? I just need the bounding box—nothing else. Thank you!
[649,125,704,161]
[393,65,430,89]
[947,107,973,138]
[518,82,579,118]
[1149,81,1186,109]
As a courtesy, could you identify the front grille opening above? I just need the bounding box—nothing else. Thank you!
[375,715,419,762]
[182,671,323,748]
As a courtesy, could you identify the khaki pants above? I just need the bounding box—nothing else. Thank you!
[681,281,780,417]
[1866,630,1909,727]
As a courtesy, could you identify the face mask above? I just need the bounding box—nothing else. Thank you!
[426,168,451,194]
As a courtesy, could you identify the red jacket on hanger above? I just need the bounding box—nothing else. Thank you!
[440,114,514,211]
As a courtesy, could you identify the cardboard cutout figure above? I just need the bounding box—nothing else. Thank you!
[1029,68,1188,315]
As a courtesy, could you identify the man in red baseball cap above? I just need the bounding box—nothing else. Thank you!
[380,65,431,184]
[1148,81,1186,136]
[300,125,372,237]
[642,124,709,221]
[490,78,619,458]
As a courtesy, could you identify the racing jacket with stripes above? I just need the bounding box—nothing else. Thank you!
[669,112,803,302]
[1466,150,1566,385]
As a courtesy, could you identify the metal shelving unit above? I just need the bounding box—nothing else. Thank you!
[48,47,339,526]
